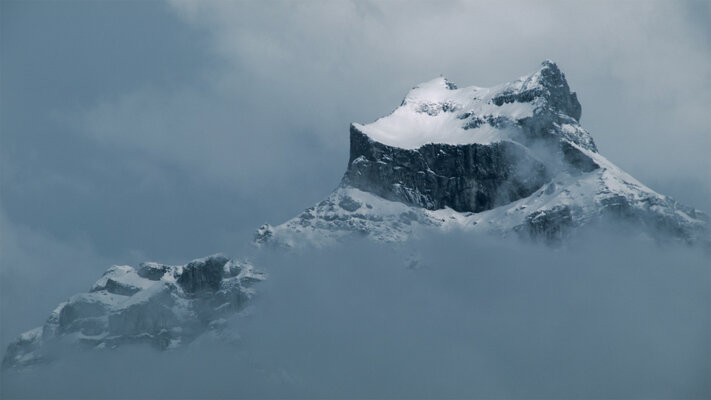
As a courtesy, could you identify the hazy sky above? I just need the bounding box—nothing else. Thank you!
[1,0,710,351]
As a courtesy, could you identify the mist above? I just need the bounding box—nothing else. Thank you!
[3,229,709,399]
[2,1,710,398]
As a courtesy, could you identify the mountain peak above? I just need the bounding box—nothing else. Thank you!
[520,59,581,121]
[256,63,708,248]
[353,62,591,151]
[540,59,559,71]
[534,59,564,84]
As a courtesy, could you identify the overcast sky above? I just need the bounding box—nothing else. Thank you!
[1,0,710,347]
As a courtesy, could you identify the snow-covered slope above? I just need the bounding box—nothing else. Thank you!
[355,60,593,151]
[257,61,708,247]
[2,255,265,369]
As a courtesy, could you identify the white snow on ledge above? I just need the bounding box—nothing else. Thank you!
[353,73,542,150]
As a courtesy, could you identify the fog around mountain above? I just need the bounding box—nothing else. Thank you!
[3,230,709,398]
[1,1,710,398]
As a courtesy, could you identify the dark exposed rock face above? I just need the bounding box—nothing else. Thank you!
[137,262,168,280]
[343,126,550,213]
[177,255,229,295]
[560,141,599,172]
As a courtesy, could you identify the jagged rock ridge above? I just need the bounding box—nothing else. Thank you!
[257,61,708,247]
[3,255,265,369]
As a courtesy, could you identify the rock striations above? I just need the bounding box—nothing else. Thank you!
[257,61,708,247]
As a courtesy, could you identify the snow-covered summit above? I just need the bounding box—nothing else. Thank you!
[354,61,592,151]
[257,61,708,247]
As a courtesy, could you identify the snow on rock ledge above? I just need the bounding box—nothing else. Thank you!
[2,255,265,369]
[353,60,594,151]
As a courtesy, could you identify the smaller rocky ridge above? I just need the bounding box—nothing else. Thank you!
[2,255,265,369]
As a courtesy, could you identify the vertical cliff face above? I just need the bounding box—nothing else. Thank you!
[343,126,549,213]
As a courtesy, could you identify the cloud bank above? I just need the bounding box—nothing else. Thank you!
[2,232,709,398]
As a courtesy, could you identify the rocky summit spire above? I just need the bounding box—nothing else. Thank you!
[535,60,582,121]
[490,60,582,123]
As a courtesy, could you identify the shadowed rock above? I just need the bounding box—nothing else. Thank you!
[177,255,229,295]
[344,126,550,213]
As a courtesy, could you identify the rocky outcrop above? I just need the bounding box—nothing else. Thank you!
[492,60,582,122]
[343,126,550,213]
[2,255,265,369]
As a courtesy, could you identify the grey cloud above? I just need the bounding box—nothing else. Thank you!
[2,232,709,398]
